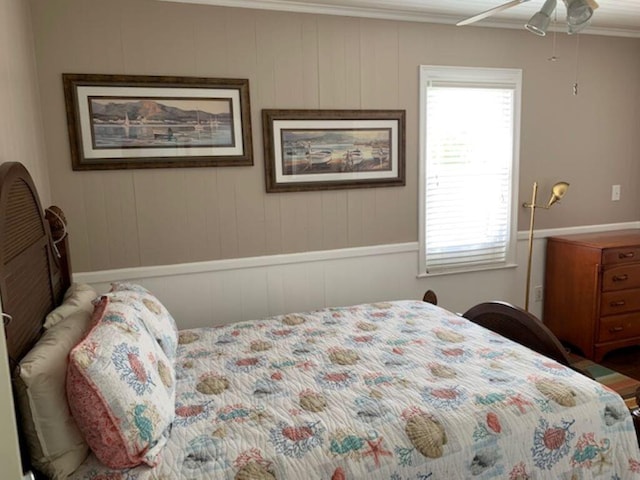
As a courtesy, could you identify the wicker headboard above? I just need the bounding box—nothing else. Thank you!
[0,161,72,474]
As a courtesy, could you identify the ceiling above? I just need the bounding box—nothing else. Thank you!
[161,0,640,38]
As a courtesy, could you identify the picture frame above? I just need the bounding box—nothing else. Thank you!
[62,73,253,170]
[262,109,405,192]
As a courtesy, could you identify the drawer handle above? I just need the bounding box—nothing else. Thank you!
[619,252,635,259]
[613,274,629,282]
[610,300,626,307]
[609,326,624,333]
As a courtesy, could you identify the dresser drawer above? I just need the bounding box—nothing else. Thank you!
[600,288,640,316]
[602,264,640,291]
[603,246,640,265]
[545,230,640,361]
[598,312,640,342]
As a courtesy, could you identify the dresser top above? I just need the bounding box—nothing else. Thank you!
[547,229,640,249]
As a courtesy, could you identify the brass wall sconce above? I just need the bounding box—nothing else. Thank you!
[523,181,569,311]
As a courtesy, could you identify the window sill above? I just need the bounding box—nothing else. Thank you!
[417,262,518,278]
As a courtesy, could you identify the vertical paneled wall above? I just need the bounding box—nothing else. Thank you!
[0,0,50,203]
[29,0,640,275]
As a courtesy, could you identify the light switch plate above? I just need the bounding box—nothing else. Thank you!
[612,185,621,201]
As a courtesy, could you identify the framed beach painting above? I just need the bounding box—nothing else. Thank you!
[262,110,405,192]
[262,109,405,192]
[63,74,253,170]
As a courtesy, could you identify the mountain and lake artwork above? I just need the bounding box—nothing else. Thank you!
[280,128,392,175]
[89,97,234,150]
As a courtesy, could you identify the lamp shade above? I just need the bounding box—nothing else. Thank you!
[547,181,569,207]
[564,0,594,26]
[525,0,557,36]
[525,12,551,35]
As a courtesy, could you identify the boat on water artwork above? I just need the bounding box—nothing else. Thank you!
[281,128,392,175]
[89,97,234,149]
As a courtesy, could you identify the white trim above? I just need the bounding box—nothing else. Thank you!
[75,221,640,284]
[75,242,418,283]
[417,262,518,278]
[74,221,640,328]
[157,0,640,38]
[516,221,640,241]
[417,66,427,277]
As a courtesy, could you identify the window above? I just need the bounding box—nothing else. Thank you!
[419,66,521,275]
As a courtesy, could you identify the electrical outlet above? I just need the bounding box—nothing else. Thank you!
[534,286,543,302]
[612,184,621,201]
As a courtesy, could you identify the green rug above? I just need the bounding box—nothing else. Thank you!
[570,353,640,410]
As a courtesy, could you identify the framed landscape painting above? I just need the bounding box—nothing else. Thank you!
[262,109,405,192]
[63,74,253,170]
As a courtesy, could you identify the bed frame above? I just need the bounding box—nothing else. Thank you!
[420,290,572,366]
[0,162,71,476]
[462,301,572,366]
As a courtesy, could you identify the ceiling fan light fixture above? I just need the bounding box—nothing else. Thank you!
[525,0,556,36]
[525,11,551,35]
[564,0,594,26]
[457,0,597,34]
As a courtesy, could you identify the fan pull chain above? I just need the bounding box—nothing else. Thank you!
[573,34,581,96]
[548,9,559,62]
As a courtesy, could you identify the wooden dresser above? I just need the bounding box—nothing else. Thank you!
[544,229,640,362]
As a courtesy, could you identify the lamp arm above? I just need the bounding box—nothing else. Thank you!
[524,182,538,311]
[523,180,568,311]
[522,202,551,210]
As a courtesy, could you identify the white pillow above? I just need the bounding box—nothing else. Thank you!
[108,283,179,361]
[44,283,97,329]
[15,309,93,479]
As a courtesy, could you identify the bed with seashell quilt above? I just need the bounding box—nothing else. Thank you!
[2,160,640,480]
[68,298,640,480]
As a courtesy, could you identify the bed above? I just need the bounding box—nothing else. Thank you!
[2,161,640,480]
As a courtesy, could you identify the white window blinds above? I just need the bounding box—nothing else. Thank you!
[420,67,521,274]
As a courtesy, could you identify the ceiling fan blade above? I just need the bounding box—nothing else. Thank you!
[457,0,531,26]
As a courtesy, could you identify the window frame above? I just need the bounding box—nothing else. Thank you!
[418,65,522,276]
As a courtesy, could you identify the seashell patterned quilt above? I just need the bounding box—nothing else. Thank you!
[69,301,640,479]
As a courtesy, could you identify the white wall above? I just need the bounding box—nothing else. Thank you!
[77,222,640,329]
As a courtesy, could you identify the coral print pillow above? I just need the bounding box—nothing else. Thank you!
[107,282,179,361]
[67,296,175,469]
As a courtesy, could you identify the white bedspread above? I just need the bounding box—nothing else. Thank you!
[70,300,640,479]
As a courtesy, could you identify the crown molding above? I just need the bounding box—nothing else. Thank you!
[158,0,640,38]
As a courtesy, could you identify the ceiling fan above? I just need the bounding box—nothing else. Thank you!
[457,0,599,36]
